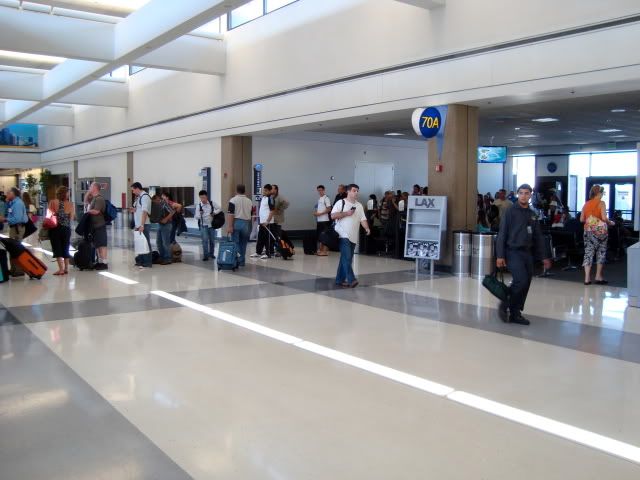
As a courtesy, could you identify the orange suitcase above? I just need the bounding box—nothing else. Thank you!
[14,250,47,279]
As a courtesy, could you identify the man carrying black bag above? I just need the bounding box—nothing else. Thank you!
[495,184,552,325]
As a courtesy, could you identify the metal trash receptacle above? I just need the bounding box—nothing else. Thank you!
[452,230,472,276]
[471,232,496,279]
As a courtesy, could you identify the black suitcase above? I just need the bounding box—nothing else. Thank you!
[0,249,9,283]
[73,240,95,270]
[303,233,317,255]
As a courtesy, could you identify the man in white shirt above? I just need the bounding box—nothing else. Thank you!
[251,184,275,259]
[493,189,512,222]
[130,182,153,269]
[313,184,332,256]
[196,190,222,261]
[331,183,370,288]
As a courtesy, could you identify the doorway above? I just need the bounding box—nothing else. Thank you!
[354,162,394,202]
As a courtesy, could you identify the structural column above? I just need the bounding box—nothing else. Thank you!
[221,136,252,204]
[427,104,478,266]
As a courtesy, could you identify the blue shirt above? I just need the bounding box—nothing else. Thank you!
[7,197,28,225]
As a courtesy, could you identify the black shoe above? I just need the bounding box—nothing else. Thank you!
[202,257,209,261]
[509,315,530,326]
[498,301,509,323]
[94,263,108,271]
[595,279,609,285]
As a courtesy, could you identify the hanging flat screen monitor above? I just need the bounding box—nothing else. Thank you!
[478,146,507,163]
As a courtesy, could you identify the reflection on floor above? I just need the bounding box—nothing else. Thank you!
[1,227,640,479]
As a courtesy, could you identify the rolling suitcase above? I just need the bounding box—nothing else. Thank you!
[265,226,293,260]
[72,239,95,271]
[217,237,239,271]
[14,250,47,279]
[0,237,47,279]
[0,249,8,283]
[303,233,317,255]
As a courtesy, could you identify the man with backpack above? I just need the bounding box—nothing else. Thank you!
[196,190,222,261]
[87,182,108,271]
[227,184,253,267]
[157,191,177,266]
[130,182,153,268]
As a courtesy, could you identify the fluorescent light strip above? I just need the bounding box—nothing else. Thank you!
[98,272,139,285]
[296,341,454,396]
[448,391,640,464]
[149,289,640,465]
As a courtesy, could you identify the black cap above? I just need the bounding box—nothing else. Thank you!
[130,182,143,190]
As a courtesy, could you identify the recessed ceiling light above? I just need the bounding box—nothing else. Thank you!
[514,127,521,131]
[531,117,559,123]
[518,134,539,138]
[598,129,621,133]
[384,133,405,136]
[609,135,628,138]
[611,109,626,113]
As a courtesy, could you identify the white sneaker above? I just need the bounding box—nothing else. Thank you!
[260,254,269,259]
[250,253,260,258]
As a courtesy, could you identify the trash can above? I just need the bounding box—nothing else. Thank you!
[471,232,496,279]
[452,230,472,276]
[628,241,640,308]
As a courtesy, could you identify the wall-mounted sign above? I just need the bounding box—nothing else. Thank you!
[411,107,442,139]
[253,163,263,202]
[411,106,449,162]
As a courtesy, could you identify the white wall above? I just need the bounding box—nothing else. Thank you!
[253,133,427,230]
[477,163,504,196]
[77,154,127,207]
[133,138,222,206]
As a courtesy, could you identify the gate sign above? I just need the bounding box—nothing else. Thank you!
[412,107,442,139]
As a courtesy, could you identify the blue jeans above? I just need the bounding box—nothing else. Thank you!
[135,224,152,267]
[157,222,173,262]
[200,225,216,259]
[336,238,356,285]
[232,219,250,266]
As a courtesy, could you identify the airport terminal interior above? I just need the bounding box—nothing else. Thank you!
[1,0,640,478]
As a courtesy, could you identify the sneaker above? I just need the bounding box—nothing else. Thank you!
[250,253,260,258]
[94,263,108,271]
[260,254,269,260]
[137,265,149,270]
[160,260,172,265]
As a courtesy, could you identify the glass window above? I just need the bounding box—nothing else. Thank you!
[589,151,637,177]
[229,0,263,29]
[266,0,296,12]
[513,155,535,195]
[129,65,146,76]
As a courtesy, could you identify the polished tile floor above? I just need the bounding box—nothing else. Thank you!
[1,227,640,479]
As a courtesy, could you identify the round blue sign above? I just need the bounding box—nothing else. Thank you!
[413,107,442,139]
[254,163,263,172]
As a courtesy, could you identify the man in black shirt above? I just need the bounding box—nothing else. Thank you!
[495,184,552,325]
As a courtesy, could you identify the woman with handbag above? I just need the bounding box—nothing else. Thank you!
[46,186,75,275]
[580,184,615,285]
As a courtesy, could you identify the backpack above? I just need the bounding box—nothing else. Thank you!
[149,200,163,223]
[104,200,118,224]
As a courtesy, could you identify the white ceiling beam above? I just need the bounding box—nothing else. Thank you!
[1,0,248,127]
[21,105,75,126]
[135,35,225,75]
[394,0,446,9]
[0,6,114,61]
[0,6,226,73]
[0,70,128,107]
[23,0,137,17]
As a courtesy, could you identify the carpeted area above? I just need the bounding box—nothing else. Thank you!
[541,254,628,288]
